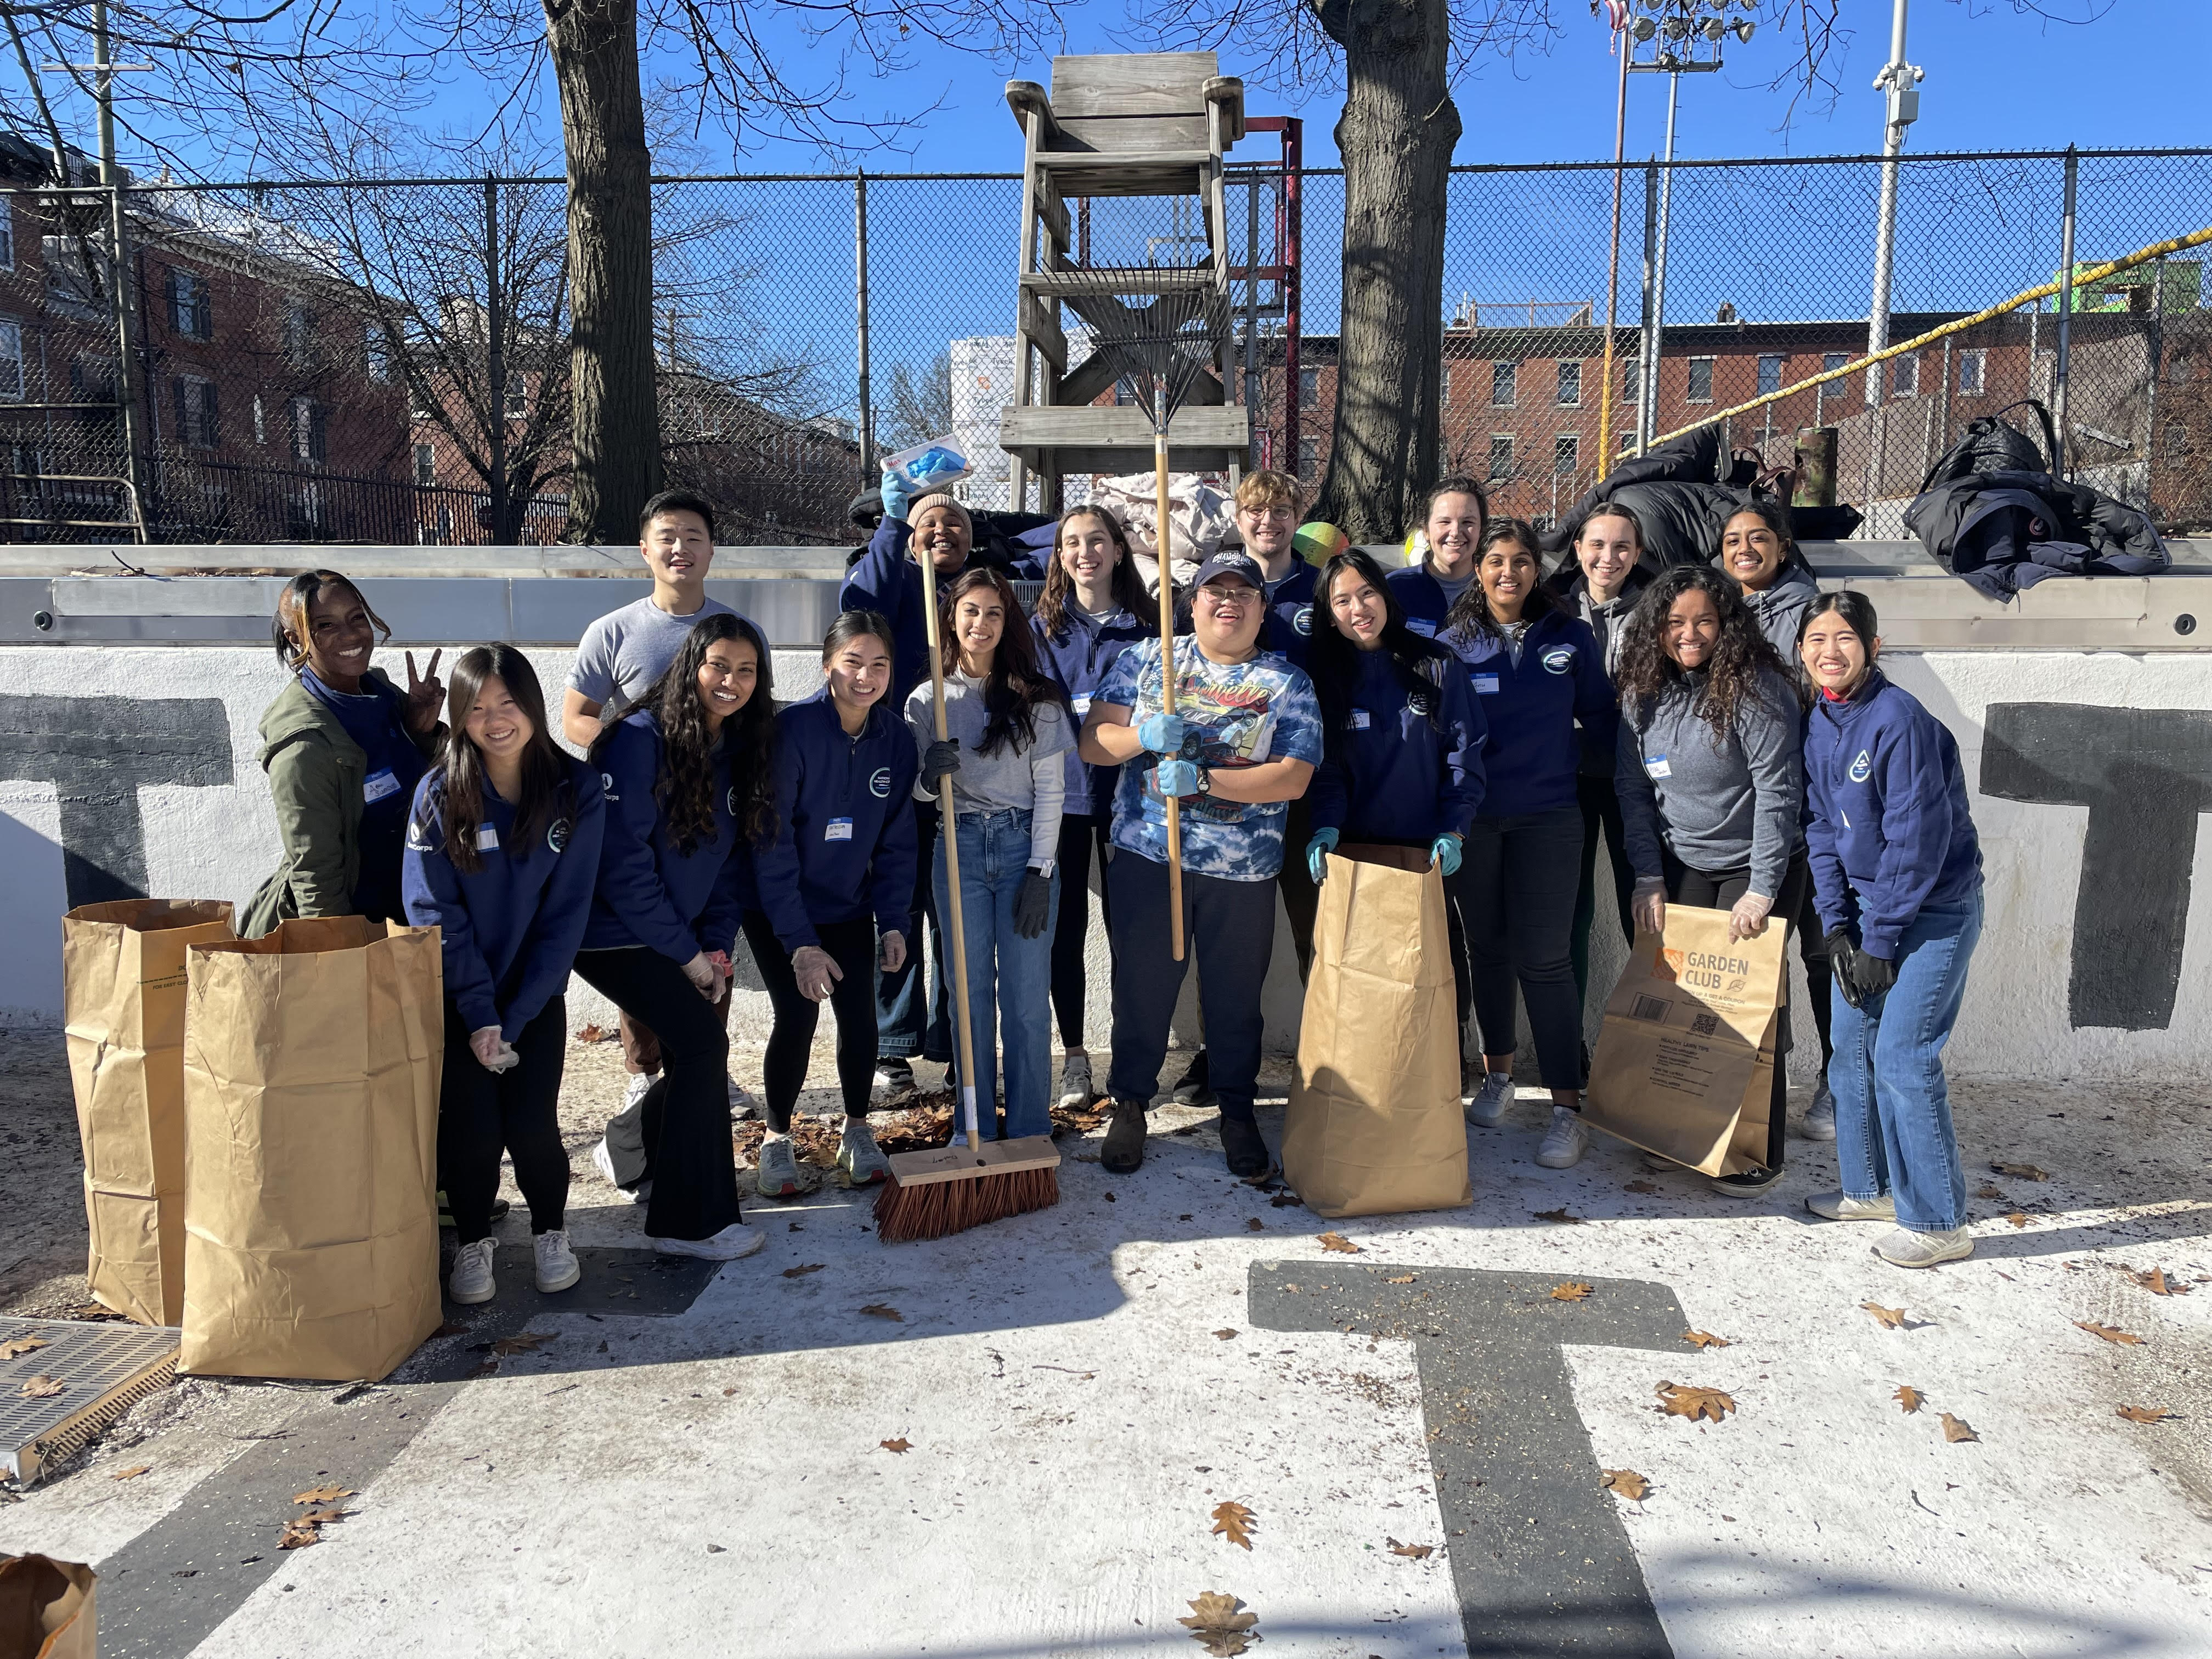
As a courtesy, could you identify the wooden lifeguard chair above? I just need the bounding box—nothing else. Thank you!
[1000,53,1252,512]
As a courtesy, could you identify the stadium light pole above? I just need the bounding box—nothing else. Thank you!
[1863,0,1925,495]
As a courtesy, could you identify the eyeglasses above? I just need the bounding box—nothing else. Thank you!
[1194,586,1254,610]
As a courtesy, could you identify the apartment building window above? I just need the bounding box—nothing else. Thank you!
[1959,348,1987,396]
[284,302,315,369]
[1621,357,1640,404]
[1491,361,1516,408]
[366,322,394,383]
[1299,368,1318,409]
[0,205,15,272]
[413,443,436,487]
[42,237,103,320]
[1488,435,1513,481]
[1890,353,1919,398]
[70,355,116,405]
[1554,433,1578,476]
[1757,354,1784,396]
[505,370,527,419]
[1817,352,1849,417]
[1441,362,1452,405]
[166,268,212,340]
[1686,356,1715,404]
[1556,360,1582,407]
[290,394,326,465]
[1297,436,1317,478]
[173,374,219,448]
[1113,376,1138,407]
[0,320,21,402]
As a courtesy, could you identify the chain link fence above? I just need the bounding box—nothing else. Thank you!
[0,146,2203,545]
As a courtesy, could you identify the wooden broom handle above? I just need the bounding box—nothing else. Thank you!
[917,546,983,1143]
[1155,432,1184,963]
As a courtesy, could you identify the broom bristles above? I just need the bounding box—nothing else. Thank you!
[873,1164,1061,1244]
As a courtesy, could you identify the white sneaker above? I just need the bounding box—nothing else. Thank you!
[1807,1190,1897,1222]
[727,1076,761,1121]
[1058,1051,1095,1112]
[1798,1080,1837,1141]
[533,1229,580,1293]
[1465,1070,1514,1127]
[590,1138,651,1204]
[623,1071,654,1111]
[651,1220,766,1261]
[1874,1225,1973,1269]
[1535,1106,1589,1169]
[448,1238,496,1304]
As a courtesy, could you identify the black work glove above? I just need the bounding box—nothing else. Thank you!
[1825,928,1866,1009]
[1854,949,1898,1001]
[921,738,961,788]
[1013,868,1053,939]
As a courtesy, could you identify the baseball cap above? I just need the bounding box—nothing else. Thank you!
[1190,548,1265,591]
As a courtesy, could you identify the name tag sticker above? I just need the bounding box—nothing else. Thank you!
[475,823,500,852]
[1071,695,1092,716]
[825,817,855,842]
[1644,754,1672,780]
[1407,619,1437,638]
[1349,709,1372,731]
[362,768,400,804]
[1472,674,1500,695]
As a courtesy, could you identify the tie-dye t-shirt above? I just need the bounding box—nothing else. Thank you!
[1097,635,1324,882]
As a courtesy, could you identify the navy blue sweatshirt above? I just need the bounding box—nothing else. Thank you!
[302,667,427,922]
[1804,669,1982,960]
[582,710,751,961]
[1442,610,1619,819]
[763,691,920,939]
[1261,560,1319,669]
[1308,644,1487,843]
[1031,602,1150,817]
[402,758,607,1040]
[1385,563,1478,641]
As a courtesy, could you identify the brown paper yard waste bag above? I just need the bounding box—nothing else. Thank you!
[1282,845,1470,1218]
[1584,904,1782,1177]
[180,916,443,1381]
[0,1554,96,1659]
[63,898,236,1327]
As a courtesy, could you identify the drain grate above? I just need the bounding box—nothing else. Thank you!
[1,1317,180,1487]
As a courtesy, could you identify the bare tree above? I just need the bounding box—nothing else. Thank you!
[881,351,953,449]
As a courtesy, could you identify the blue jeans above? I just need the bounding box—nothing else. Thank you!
[1829,891,1983,1233]
[878,798,952,1063]
[934,807,1059,1140]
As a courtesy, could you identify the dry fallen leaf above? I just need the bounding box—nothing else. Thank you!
[1532,1207,1582,1224]
[298,1508,353,1525]
[1385,1273,1416,1284]
[1212,1329,1238,1340]
[1549,1282,1593,1301]
[1623,1180,1658,1195]
[1386,1537,1434,1559]
[1245,1218,1264,1232]
[1940,1413,1979,1443]
[1991,1162,2049,1181]
[1210,1500,1258,1550]
[0,1337,49,1361]
[17,1375,63,1398]
[1973,1182,2006,1200]
[112,1465,151,1480]
[880,1438,912,1453]
[278,1521,321,1550]
[1178,1590,1259,1656]
[1317,1232,1361,1254]
[2075,1321,2145,1347]
[1681,1330,1731,1350]
[292,1486,357,1506]
[574,1022,608,1043]
[2117,1405,2173,1424]
[1861,1302,1909,1330]
[781,1263,826,1279]
[1601,1468,1650,1500]
[491,1331,556,1356]
[1655,1381,1735,1423]
[2133,1268,2188,1296]
[2006,1212,2031,1228]
[860,1304,904,1322]
[1894,1385,1925,1414]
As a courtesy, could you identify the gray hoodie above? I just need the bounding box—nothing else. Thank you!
[1737,561,1821,665]
[1616,665,1803,898]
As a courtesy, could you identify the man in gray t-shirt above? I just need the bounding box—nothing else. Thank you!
[566,591,738,730]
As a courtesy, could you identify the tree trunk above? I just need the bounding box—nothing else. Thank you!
[544,0,661,544]
[1313,0,1459,543]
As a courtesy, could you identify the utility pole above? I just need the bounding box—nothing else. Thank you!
[1863,0,1924,501]
[92,1,146,539]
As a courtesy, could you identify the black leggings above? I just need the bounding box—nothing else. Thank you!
[1571,771,1637,1006]
[1048,811,1114,1049]
[744,910,879,1131]
[571,946,741,1242]
[438,996,570,1244]
[1662,849,1810,1171]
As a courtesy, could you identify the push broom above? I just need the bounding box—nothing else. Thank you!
[874,549,1060,1243]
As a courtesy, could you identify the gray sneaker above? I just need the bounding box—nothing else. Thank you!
[1806,1189,1895,1222]
[838,1119,890,1187]
[1798,1080,1837,1141]
[1465,1070,1514,1127]
[1057,1051,1095,1112]
[755,1134,800,1198]
[1874,1225,1973,1268]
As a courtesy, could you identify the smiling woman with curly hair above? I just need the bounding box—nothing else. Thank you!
[1612,562,1809,1200]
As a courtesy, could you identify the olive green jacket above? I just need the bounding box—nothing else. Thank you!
[240,669,433,939]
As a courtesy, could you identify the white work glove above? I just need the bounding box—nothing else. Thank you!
[469,1026,517,1073]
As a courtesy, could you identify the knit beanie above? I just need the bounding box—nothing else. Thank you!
[909,491,974,534]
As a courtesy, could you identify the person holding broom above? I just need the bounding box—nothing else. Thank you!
[744,613,918,1198]
[907,569,1075,1143]
[571,614,776,1262]
[1302,548,1487,1030]
[1612,563,1807,1199]
[1080,548,1324,1178]
[1030,506,1156,1115]
[402,648,606,1305]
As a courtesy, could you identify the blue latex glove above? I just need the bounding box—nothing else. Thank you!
[1137,712,1187,755]
[1430,833,1463,877]
[1153,758,1201,799]
[1306,828,1339,884]
[880,467,913,523]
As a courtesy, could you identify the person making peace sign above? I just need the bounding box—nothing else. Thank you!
[244,569,447,936]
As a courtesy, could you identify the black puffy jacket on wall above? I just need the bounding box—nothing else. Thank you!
[1904,466,2168,602]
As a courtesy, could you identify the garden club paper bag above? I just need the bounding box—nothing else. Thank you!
[0,1554,97,1659]
[1584,904,1782,1177]
[62,898,236,1327]
[180,916,443,1381]
[1282,844,1470,1218]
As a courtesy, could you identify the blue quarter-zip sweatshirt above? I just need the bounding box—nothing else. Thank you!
[1261,560,1320,668]
[582,710,750,960]
[1308,644,1487,842]
[765,691,920,939]
[1385,563,1477,641]
[402,758,606,1040]
[1032,602,1150,816]
[1443,609,1619,819]
[1803,668,1982,960]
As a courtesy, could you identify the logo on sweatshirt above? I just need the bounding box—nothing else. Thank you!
[547,817,570,854]
[1541,645,1576,675]
[870,766,892,798]
[406,816,435,852]
[1848,748,1873,783]
[600,771,618,802]
[727,786,740,817]
[1293,605,1313,636]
